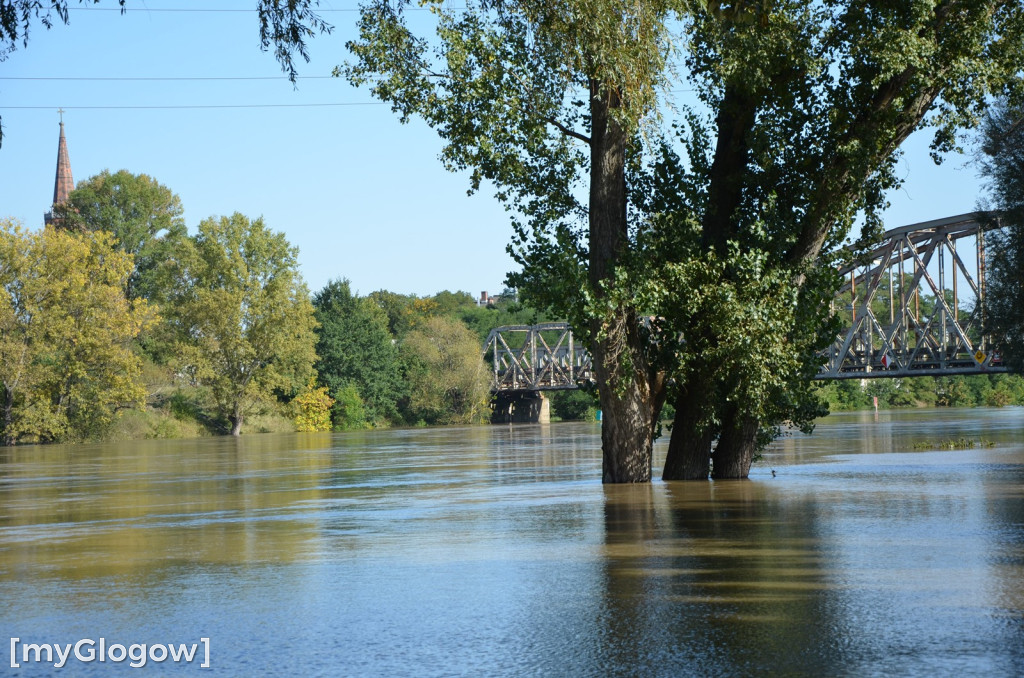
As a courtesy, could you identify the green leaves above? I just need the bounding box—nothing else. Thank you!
[0,219,151,444]
[979,99,1024,372]
[256,0,333,82]
[53,169,187,301]
[313,279,406,427]
[401,315,490,425]
[162,213,318,435]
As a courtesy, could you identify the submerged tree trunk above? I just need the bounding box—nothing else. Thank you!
[2,386,14,446]
[230,410,243,436]
[588,82,663,483]
[662,384,713,480]
[711,407,759,479]
[666,82,760,478]
[593,315,664,483]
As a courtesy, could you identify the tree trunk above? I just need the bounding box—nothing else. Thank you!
[711,407,758,479]
[703,83,758,256]
[230,410,243,436]
[594,316,661,483]
[1,386,14,446]
[588,81,662,483]
[667,82,759,479]
[598,387,656,482]
[662,384,713,480]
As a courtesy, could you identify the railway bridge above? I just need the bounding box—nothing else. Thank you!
[483,213,1008,422]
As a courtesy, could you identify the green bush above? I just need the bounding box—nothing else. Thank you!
[550,389,599,421]
[333,384,370,430]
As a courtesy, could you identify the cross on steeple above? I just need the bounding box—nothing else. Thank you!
[58,108,64,124]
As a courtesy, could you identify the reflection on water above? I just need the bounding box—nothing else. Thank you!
[1,409,1023,676]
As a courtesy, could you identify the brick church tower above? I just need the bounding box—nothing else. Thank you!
[43,113,74,226]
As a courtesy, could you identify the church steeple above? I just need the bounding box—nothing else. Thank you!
[44,111,74,226]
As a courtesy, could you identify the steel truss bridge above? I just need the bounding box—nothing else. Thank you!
[484,213,1007,393]
[484,322,594,393]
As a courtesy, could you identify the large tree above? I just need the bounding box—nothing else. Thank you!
[313,279,406,427]
[0,219,151,444]
[401,315,491,425]
[163,213,318,436]
[979,99,1024,372]
[651,1,1024,480]
[345,0,1024,482]
[346,0,681,482]
[53,169,187,300]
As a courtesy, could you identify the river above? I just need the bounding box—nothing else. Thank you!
[2,407,1023,676]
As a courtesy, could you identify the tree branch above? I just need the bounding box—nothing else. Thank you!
[785,77,942,275]
[502,65,591,146]
[543,115,591,145]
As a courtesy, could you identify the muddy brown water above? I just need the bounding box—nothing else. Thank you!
[2,407,1023,676]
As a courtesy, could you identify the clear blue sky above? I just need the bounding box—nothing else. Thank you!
[0,2,989,298]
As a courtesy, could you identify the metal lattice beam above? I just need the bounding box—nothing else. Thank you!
[483,323,592,392]
[821,212,1006,379]
[485,213,1009,392]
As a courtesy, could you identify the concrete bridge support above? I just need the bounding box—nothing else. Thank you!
[491,391,550,424]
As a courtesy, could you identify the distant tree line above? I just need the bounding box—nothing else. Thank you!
[3,161,1021,446]
[0,169,598,445]
[817,374,1024,412]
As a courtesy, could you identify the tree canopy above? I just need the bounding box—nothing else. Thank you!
[313,279,406,428]
[162,213,318,436]
[0,218,152,444]
[54,169,187,300]
[345,0,1024,482]
[979,99,1024,372]
[402,315,490,425]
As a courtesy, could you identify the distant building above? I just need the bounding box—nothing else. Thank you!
[43,115,74,227]
[479,291,496,306]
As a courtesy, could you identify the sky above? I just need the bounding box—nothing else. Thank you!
[0,1,991,299]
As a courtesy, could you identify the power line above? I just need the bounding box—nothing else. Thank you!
[1,76,336,81]
[1,76,694,92]
[0,102,386,109]
[69,6,453,11]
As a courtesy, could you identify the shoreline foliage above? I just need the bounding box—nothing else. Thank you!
[0,219,152,444]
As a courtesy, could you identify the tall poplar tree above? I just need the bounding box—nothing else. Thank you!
[654,1,1024,479]
[346,0,683,482]
[345,0,1024,482]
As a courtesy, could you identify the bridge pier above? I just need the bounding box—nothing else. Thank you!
[491,391,550,424]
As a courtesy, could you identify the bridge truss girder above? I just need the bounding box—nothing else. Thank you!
[484,214,1009,393]
[821,213,1006,380]
[483,323,593,392]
